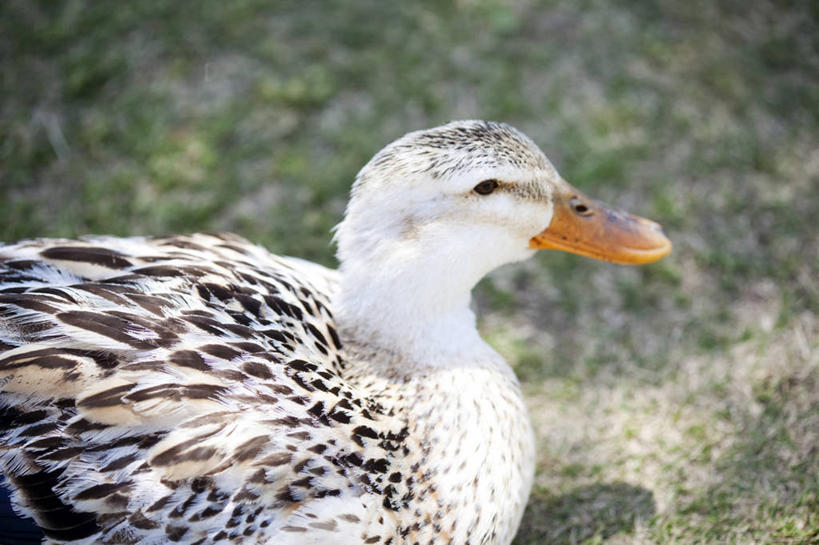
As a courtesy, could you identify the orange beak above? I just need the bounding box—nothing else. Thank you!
[529,181,672,265]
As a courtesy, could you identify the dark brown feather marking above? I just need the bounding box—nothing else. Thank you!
[0,348,77,371]
[65,348,119,369]
[200,344,242,360]
[242,361,274,380]
[254,452,292,467]
[166,525,188,542]
[229,341,266,353]
[152,441,219,467]
[41,246,133,269]
[129,511,160,530]
[170,350,210,371]
[131,266,186,278]
[305,323,327,347]
[0,293,60,314]
[233,436,269,462]
[58,311,159,350]
[78,384,133,409]
[74,284,131,305]
[126,294,173,316]
[9,469,100,541]
[29,287,78,303]
[101,453,140,472]
[74,482,133,501]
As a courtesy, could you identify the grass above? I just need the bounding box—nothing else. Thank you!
[2,0,818,543]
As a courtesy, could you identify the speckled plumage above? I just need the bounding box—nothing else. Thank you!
[0,121,559,545]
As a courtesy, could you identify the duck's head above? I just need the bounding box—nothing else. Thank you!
[336,120,670,275]
[334,120,671,353]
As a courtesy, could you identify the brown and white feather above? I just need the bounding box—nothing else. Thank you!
[0,234,416,544]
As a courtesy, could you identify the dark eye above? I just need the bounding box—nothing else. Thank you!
[473,179,499,195]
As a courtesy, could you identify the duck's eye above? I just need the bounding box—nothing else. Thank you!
[473,179,499,195]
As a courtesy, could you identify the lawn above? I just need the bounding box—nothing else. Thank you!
[1,1,817,543]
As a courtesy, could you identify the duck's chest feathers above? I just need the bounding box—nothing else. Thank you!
[349,356,535,545]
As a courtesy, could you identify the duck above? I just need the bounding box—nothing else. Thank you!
[0,120,671,545]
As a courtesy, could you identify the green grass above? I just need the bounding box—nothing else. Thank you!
[2,0,818,543]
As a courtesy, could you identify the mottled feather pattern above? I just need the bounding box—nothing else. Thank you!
[358,121,554,186]
[0,121,560,545]
[0,234,411,544]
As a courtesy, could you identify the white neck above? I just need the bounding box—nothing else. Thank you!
[335,268,480,364]
[334,222,533,365]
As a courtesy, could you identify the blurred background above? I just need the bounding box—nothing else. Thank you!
[1,1,817,543]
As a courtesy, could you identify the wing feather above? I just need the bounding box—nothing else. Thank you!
[0,234,403,544]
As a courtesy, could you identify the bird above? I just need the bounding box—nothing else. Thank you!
[0,120,671,545]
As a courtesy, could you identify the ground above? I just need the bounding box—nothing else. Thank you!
[1,1,817,543]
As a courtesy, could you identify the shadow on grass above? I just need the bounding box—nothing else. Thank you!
[514,482,656,544]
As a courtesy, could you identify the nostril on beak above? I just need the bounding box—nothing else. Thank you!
[569,197,593,216]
